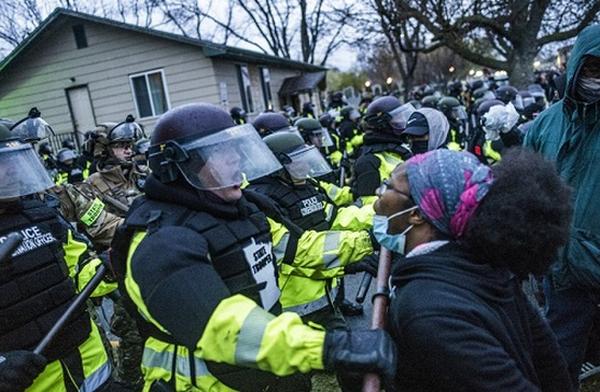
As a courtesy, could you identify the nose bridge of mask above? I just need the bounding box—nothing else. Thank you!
[387,205,418,221]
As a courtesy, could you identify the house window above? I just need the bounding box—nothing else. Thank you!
[72,25,87,49]
[260,67,273,110]
[129,70,170,118]
[236,65,254,113]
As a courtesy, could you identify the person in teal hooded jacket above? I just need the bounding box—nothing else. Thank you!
[523,24,600,388]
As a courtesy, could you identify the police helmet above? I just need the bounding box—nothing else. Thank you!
[495,86,519,105]
[230,107,247,124]
[294,117,333,148]
[149,103,281,189]
[0,135,54,200]
[437,97,467,123]
[10,107,55,143]
[252,112,294,136]
[340,106,360,121]
[62,139,76,150]
[134,138,150,156]
[57,148,79,164]
[364,96,415,134]
[263,130,331,181]
[108,115,145,144]
[421,95,439,108]
[38,141,53,156]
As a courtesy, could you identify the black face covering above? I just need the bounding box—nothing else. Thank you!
[411,140,429,155]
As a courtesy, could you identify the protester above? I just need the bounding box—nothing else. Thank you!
[374,148,573,391]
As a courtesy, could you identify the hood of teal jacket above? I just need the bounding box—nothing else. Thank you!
[565,24,600,102]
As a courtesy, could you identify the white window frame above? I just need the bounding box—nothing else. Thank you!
[129,69,171,119]
[236,64,254,114]
[259,66,273,111]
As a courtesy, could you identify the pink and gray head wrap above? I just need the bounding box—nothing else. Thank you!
[405,149,494,238]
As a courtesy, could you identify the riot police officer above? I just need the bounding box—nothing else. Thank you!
[437,96,468,150]
[112,103,396,391]
[352,96,413,202]
[0,125,114,391]
[230,107,248,125]
[55,148,85,185]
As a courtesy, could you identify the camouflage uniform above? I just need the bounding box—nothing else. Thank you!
[56,122,148,389]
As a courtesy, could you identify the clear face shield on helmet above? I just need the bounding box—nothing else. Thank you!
[10,117,55,144]
[511,95,524,111]
[175,124,282,190]
[308,128,334,148]
[0,141,54,199]
[451,106,468,122]
[283,145,332,181]
[389,103,416,134]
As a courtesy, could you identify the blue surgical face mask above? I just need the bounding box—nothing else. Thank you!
[373,205,418,254]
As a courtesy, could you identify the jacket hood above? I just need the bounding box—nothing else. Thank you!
[566,24,600,101]
[391,242,513,304]
[415,108,450,150]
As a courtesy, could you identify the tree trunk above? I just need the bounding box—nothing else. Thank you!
[509,47,538,89]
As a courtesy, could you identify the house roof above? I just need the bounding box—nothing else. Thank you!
[0,8,327,75]
[279,71,327,95]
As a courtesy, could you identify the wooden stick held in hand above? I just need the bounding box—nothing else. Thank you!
[362,247,393,392]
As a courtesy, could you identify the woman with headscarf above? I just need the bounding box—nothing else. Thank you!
[373,148,574,391]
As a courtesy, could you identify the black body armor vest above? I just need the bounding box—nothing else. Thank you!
[250,177,330,231]
[0,199,90,361]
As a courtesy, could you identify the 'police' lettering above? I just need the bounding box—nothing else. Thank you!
[299,196,324,216]
[0,225,58,258]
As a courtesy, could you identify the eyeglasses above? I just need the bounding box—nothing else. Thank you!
[377,179,411,199]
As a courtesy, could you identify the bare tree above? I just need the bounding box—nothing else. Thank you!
[386,0,600,87]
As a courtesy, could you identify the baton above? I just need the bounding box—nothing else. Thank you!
[0,233,23,264]
[34,264,107,355]
[362,247,393,392]
[355,272,373,304]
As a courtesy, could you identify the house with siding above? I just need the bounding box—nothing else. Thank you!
[0,8,327,147]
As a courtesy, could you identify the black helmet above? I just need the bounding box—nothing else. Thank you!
[38,141,53,156]
[263,130,331,180]
[364,96,414,134]
[62,139,76,150]
[421,95,439,108]
[108,114,145,143]
[149,103,281,188]
[437,96,460,113]
[294,117,334,147]
[252,112,293,136]
[230,107,248,124]
[57,148,79,164]
[470,80,484,91]
[0,123,14,143]
[134,138,150,155]
[340,106,360,121]
[10,107,55,143]
[495,86,519,105]
[319,113,334,130]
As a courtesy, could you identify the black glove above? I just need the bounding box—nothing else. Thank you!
[323,329,397,388]
[0,351,47,391]
[345,253,379,276]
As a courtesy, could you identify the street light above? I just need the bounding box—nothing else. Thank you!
[385,77,393,85]
[475,70,483,77]
[365,80,372,88]
[533,60,541,69]
[448,66,455,73]
[469,69,475,76]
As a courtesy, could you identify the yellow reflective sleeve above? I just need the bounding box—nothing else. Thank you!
[125,231,171,335]
[62,230,117,296]
[78,257,118,297]
[318,181,354,207]
[329,151,343,167]
[199,294,325,375]
[329,204,375,231]
[80,198,106,226]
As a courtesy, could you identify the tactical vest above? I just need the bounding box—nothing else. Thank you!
[112,196,283,391]
[0,200,91,361]
[251,178,330,231]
